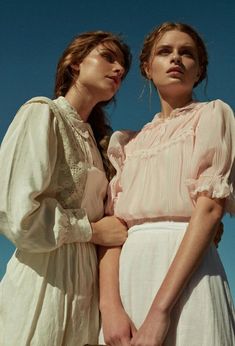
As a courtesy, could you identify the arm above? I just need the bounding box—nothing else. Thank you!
[131,100,235,345]
[0,103,91,251]
[99,246,137,346]
[98,130,139,345]
[131,195,224,346]
[0,103,126,252]
[214,221,224,248]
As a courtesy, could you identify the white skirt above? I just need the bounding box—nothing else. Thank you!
[0,243,99,346]
[101,221,235,346]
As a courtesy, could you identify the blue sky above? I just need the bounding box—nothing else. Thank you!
[0,0,234,301]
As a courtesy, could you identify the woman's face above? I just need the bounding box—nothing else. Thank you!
[74,43,125,102]
[146,30,201,95]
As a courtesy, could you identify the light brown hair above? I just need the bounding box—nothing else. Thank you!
[54,31,131,180]
[140,22,208,87]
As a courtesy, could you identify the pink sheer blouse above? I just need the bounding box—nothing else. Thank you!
[106,100,235,226]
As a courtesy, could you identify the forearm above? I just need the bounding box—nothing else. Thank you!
[99,246,137,343]
[149,195,224,315]
[99,246,123,311]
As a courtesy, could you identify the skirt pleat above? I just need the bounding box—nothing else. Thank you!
[118,222,235,346]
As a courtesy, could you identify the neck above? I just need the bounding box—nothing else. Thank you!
[158,91,193,118]
[65,84,98,122]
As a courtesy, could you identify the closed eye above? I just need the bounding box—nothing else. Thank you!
[100,51,116,63]
[156,47,172,56]
[180,48,196,58]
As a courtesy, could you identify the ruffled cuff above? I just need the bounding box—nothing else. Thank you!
[186,176,235,215]
[61,209,93,244]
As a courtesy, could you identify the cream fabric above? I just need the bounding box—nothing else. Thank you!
[99,222,235,345]
[0,96,108,345]
[120,222,235,346]
[106,100,235,223]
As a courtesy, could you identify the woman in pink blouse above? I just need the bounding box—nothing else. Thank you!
[99,23,235,345]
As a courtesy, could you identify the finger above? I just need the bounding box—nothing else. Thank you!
[116,217,128,227]
[121,337,131,346]
[130,322,137,336]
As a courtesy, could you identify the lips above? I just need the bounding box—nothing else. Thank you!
[167,66,183,74]
[107,75,120,85]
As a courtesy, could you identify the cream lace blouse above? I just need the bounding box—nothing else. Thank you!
[0,96,108,252]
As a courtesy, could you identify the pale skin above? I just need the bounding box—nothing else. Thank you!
[99,30,226,345]
[65,43,128,247]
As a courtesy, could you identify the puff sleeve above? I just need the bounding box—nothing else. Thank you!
[0,102,93,252]
[186,100,235,214]
[105,130,135,215]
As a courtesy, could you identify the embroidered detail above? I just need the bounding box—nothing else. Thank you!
[25,97,88,209]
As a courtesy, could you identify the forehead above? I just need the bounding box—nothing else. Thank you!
[155,30,197,48]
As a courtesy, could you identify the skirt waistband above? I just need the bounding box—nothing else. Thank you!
[128,221,189,235]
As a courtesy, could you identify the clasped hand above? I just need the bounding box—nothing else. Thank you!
[91,216,128,246]
[130,310,170,346]
[102,308,170,346]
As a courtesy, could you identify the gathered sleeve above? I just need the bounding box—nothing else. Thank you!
[0,102,93,253]
[105,130,135,215]
[186,99,235,214]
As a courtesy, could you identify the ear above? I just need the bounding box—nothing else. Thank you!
[71,64,80,71]
[143,61,151,80]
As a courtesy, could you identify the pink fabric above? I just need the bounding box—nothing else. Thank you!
[106,100,235,223]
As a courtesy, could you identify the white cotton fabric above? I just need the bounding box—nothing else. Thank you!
[120,222,235,346]
[0,96,108,346]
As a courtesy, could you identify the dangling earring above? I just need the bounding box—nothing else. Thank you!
[138,81,147,100]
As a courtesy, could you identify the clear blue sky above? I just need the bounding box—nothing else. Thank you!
[0,0,234,301]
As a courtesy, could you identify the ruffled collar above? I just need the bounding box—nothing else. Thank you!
[53,96,95,140]
[54,96,85,122]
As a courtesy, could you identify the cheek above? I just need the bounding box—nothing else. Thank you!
[189,61,200,73]
[150,61,164,78]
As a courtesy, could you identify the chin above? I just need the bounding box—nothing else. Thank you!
[101,91,116,102]
[98,95,115,105]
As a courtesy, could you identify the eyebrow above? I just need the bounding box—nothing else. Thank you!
[156,44,195,50]
[156,44,171,49]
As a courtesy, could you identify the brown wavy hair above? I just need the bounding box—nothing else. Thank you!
[140,22,208,88]
[54,31,131,180]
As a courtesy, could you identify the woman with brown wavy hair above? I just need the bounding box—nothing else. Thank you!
[99,22,235,346]
[0,31,131,346]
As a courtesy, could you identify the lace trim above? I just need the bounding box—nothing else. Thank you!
[26,97,89,210]
[126,128,195,158]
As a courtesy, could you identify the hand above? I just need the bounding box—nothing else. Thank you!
[130,309,170,346]
[101,306,137,346]
[90,216,128,246]
[214,221,224,248]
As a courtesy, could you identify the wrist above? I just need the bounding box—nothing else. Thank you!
[145,303,171,326]
[90,222,97,243]
[149,296,173,316]
[99,299,123,313]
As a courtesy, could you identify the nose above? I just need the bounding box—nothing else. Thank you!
[171,51,181,64]
[113,61,125,78]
